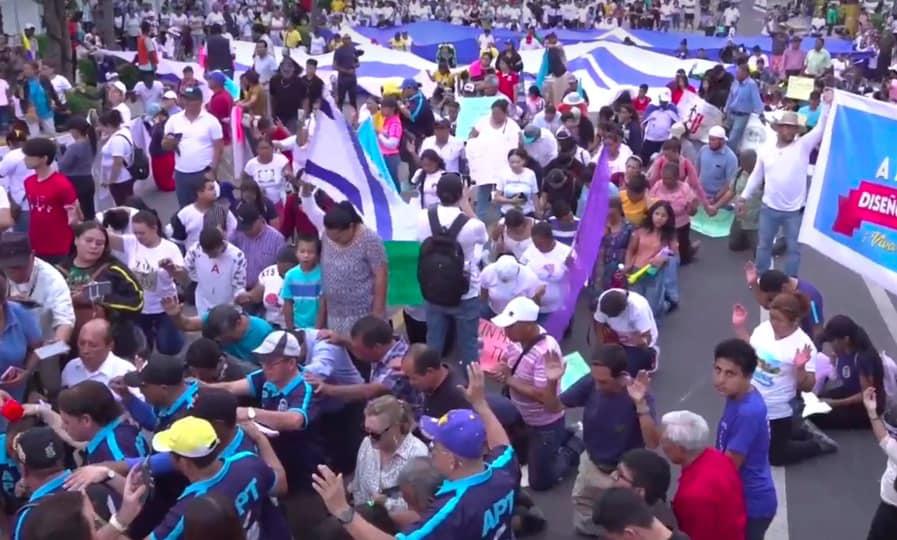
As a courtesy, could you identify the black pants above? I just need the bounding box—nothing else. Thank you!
[640,139,663,163]
[403,310,428,344]
[337,72,357,110]
[867,501,897,540]
[768,416,823,466]
[318,403,365,475]
[676,223,695,265]
[68,174,95,220]
[811,398,870,430]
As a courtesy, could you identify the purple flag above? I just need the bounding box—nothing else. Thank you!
[544,147,611,338]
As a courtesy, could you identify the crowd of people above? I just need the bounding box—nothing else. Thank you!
[0,1,896,540]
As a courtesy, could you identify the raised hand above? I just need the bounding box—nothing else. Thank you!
[544,350,565,382]
[732,303,749,328]
[793,345,812,369]
[461,363,487,407]
[626,370,651,404]
[862,386,878,413]
[744,260,758,286]
[311,464,351,516]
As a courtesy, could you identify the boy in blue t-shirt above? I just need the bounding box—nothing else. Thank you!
[280,235,323,330]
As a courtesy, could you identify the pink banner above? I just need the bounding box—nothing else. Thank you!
[832,180,897,236]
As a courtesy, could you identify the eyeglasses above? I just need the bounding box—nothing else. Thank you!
[365,422,394,442]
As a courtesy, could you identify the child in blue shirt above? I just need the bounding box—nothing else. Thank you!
[280,235,323,330]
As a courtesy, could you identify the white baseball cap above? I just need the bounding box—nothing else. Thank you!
[708,125,728,141]
[110,81,127,94]
[163,90,178,100]
[491,297,540,328]
[252,330,303,358]
[658,88,672,102]
[494,255,521,282]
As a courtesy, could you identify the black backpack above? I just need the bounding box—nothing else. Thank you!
[115,132,150,180]
[418,207,469,307]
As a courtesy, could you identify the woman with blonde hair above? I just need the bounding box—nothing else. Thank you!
[349,395,428,512]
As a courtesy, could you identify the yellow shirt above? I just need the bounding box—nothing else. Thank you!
[332,0,345,12]
[620,191,648,226]
[434,70,455,88]
[284,29,302,49]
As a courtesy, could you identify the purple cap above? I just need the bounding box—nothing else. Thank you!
[420,409,485,459]
[207,70,227,86]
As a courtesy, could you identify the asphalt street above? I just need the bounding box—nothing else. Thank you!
[129,6,886,538]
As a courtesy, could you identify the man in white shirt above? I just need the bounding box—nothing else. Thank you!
[419,118,464,173]
[593,288,660,374]
[521,124,559,168]
[40,64,72,106]
[520,222,571,320]
[163,85,223,207]
[253,40,278,87]
[532,104,562,133]
[417,174,487,368]
[132,75,165,111]
[61,319,140,391]
[737,90,832,277]
[0,232,75,343]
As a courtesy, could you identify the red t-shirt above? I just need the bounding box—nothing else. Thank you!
[632,95,652,115]
[206,89,234,144]
[672,448,747,540]
[24,172,77,257]
[497,71,520,102]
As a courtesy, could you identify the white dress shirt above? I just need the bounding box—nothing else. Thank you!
[61,351,142,399]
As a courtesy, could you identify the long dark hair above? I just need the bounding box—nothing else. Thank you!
[66,115,98,154]
[323,201,362,231]
[132,209,165,238]
[240,179,269,216]
[643,200,677,246]
[823,314,886,411]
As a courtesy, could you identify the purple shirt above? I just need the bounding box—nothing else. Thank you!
[560,377,655,467]
[85,416,148,464]
[230,225,286,288]
[795,279,823,335]
[398,446,519,540]
[247,369,324,492]
[716,389,777,518]
[149,452,290,540]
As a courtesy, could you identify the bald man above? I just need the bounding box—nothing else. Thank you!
[61,319,140,391]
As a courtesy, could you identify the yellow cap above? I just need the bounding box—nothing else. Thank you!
[152,416,220,458]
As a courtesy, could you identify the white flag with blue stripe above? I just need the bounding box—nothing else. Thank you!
[304,98,418,241]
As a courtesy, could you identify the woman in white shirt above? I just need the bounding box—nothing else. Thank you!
[409,149,445,209]
[349,395,428,513]
[242,138,291,207]
[733,291,834,466]
[493,149,539,216]
[107,210,185,355]
[98,109,135,206]
[492,208,535,261]
[0,127,31,231]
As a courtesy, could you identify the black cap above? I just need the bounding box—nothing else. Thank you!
[0,232,33,268]
[15,427,64,469]
[181,85,203,101]
[191,388,238,425]
[124,356,185,387]
[236,204,262,231]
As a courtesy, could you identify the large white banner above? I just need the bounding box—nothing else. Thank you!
[800,91,897,294]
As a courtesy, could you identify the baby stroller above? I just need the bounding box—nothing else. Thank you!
[435,43,457,68]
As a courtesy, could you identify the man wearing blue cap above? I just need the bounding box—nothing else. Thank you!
[398,77,435,148]
[313,363,519,540]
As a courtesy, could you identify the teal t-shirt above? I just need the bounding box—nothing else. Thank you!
[280,265,323,329]
[200,313,273,362]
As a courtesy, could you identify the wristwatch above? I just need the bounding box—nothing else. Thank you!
[247,407,257,420]
[103,468,116,483]
[336,507,356,525]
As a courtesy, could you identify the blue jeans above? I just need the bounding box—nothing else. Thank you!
[383,153,401,192]
[426,297,480,367]
[475,184,493,222]
[756,204,802,276]
[632,273,666,319]
[662,253,680,305]
[727,113,750,152]
[527,417,575,491]
[138,313,185,355]
[174,169,208,208]
[13,211,29,233]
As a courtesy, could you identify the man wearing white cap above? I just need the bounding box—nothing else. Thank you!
[161,90,182,115]
[737,90,833,276]
[489,296,580,492]
[696,125,738,205]
[640,89,679,163]
[479,254,546,318]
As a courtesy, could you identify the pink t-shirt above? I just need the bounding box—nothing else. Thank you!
[378,115,403,156]
[649,180,697,228]
[505,332,566,427]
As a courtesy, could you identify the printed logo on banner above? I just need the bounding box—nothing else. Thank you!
[813,106,897,270]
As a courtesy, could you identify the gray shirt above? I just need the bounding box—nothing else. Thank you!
[57,139,95,178]
[696,144,738,199]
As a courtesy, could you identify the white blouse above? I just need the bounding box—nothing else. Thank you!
[349,432,428,512]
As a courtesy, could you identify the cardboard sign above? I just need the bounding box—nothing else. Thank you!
[786,76,815,101]
[478,319,511,373]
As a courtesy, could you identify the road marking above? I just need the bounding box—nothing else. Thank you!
[769,466,790,540]
[862,276,897,348]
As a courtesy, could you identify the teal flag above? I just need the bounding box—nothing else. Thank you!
[358,118,399,192]
[385,241,423,307]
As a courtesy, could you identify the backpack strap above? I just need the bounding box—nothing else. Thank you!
[509,334,548,377]
[445,212,469,239]
[427,206,442,235]
[113,132,134,167]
